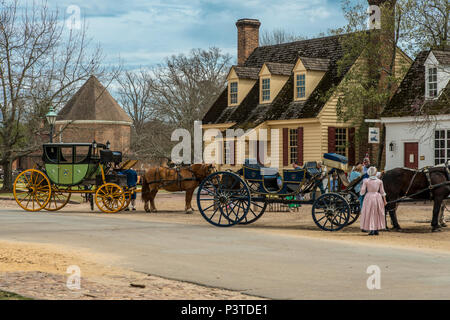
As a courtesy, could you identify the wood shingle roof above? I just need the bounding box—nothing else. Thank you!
[232,66,260,80]
[383,49,450,117]
[264,62,294,76]
[298,56,330,71]
[432,50,450,65]
[203,33,357,127]
[57,75,132,123]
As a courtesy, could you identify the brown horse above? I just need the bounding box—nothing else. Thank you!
[141,163,214,214]
[382,166,450,232]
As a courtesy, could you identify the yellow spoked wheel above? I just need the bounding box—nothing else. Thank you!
[13,169,51,212]
[44,187,72,211]
[120,191,132,211]
[95,183,125,213]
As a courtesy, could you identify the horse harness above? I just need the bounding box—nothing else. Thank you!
[396,165,450,203]
[146,166,200,188]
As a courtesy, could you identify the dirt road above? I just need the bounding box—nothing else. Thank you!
[0,195,450,299]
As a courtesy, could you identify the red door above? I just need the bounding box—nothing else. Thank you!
[404,142,418,169]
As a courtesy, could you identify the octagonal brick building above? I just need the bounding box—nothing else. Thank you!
[55,75,132,154]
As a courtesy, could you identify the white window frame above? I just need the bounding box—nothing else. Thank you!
[427,67,438,99]
[289,128,298,164]
[262,78,270,102]
[434,129,450,165]
[230,82,238,105]
[335,128,348,157]
[296,73,306,99]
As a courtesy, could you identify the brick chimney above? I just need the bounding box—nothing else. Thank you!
[236,19,261,66]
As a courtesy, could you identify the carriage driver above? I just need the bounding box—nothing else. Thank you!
[120,167,139,211]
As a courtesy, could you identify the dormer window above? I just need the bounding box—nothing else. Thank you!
[293,57,328,102]
[230,82,238,104]
[296,74,306,99]
[428,67,438,98]
[262,78,271,101]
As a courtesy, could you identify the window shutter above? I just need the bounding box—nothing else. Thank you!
[283,128,289,166]
[328,127,336,153]
[297,127,304,166]
[348,127,355,165]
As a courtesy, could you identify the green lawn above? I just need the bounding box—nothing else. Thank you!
[0,290,31,300]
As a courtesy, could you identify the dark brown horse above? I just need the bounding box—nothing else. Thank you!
[142,163,214,214]
[382,166,450,232]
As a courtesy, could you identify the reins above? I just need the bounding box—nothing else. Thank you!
[387,166,450,205]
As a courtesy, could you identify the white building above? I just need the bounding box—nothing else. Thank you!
[382,49,450,171]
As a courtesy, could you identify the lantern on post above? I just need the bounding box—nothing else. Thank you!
[45,107,57,143]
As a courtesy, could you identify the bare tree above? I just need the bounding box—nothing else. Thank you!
[402,0,449,54]
[150,47,231,132]
[0,0,107,190]
[260,28,307,46]
[117,69,156,133]
[116,48,231,162]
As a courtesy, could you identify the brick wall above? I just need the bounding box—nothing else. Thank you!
[236,19,260,66]
[56,123,131,155]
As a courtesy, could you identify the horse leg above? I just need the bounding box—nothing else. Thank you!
[386,203,401,231]
[432,197,445,232]
[438,202,447,227]
[185,188,195,214]
[149,189,158,213]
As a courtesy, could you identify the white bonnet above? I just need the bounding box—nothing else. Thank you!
[367,166,377,177]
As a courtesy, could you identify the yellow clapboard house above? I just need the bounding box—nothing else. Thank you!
[202,17,412,170]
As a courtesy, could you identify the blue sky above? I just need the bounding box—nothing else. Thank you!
[47,0,348,69]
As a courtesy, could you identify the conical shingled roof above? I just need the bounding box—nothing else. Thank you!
[57,75,132,123]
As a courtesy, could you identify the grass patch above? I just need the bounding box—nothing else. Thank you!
[0,290,31,300]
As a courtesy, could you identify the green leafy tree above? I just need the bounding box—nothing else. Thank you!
[329,0,448,168]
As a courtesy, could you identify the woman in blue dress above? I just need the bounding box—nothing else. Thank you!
[349,164,364,207]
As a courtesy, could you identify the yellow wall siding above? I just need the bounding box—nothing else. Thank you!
[259,65,289,104]
[318,92,350,155]
[394,49,412,80]
[292,59,326,101]
[227,68,257,107]
[268,121,321,170]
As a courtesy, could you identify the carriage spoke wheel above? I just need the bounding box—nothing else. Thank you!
[120,190,133,211]
[95,183,125,213]
[13,169,51,212]
[197,171,250,227]
[239,198,267,225]
[312,193,350,231]
[341,191,360,226]
[44,187,71,211]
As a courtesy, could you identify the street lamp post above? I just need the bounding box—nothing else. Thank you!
[46,107,57,143]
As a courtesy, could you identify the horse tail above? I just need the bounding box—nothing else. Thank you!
[141,171,151,202]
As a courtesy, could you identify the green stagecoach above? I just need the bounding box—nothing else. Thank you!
[13,142,136,213]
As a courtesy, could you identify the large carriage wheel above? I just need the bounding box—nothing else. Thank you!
[197,171,250,227]
[239,198,267,225]
[44,187,72,211]
[312,193,350,231]
[341,191,360,226]
[95,183,125,213]
[120,190,133,211]
[13,169,51,212]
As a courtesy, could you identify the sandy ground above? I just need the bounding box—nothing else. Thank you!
[0,239,259,300]
[0,193,449,299]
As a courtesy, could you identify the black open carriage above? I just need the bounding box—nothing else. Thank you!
[196,153,363,231]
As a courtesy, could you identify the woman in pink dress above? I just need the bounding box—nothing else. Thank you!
[360,167,387,236]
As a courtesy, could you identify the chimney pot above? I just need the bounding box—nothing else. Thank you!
[236,18,261,66]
